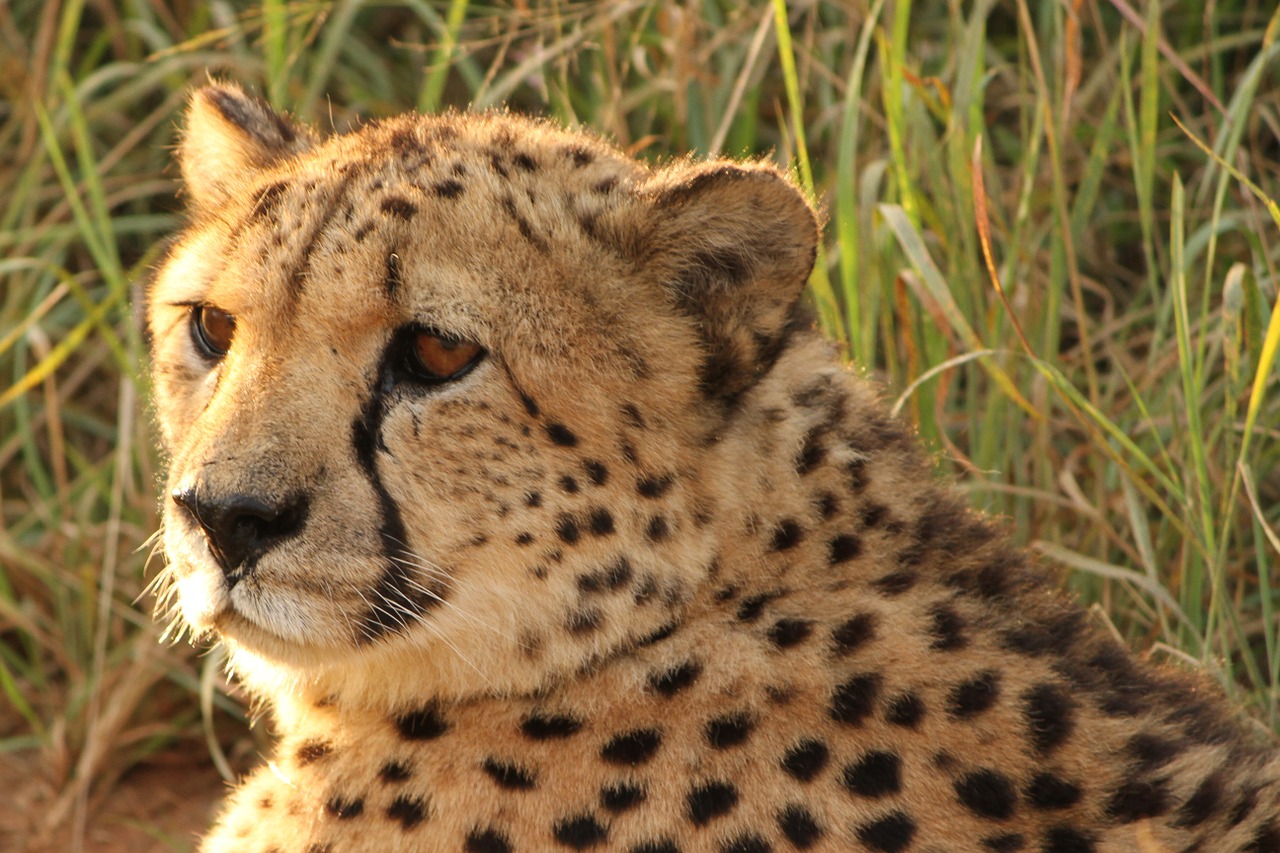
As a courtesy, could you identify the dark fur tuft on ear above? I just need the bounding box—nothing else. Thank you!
[180,82,314,213]
[644,162,819,404]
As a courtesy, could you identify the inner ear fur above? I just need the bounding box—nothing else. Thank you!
[180,82,315,214]
[645,161,820,404]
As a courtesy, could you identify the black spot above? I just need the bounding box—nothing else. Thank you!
[1105,777,1169,822]
[1124,732,1179,770]
[568,608,601,634]
[636,621,678,646]
[721,834,771,853]
[380,196,417,219]
[395,705,449,740]
[777,804,822,848]
[855,811,916,852]
[705,713,753,749]
[1024,683,1075,754]
[638,474,673,498]
[325,796,364,819]
[513,152,538,172]
[860,503,888,528]
[465,827,512,853]
[600,781,646,813]
[955,769,1017,820]
[885,693,925,727]
[832,612,877,655]
[546,423,578,446]
[520,393,540,417]
[578,557,633,593]
[633,575,659,605]
[433,179,464,198]
[686,780,738,825]
[553,814,609,849]
[771,519,803,551]
[831,673,881,725]
[949,670,1001,718]
[929,605,967,650]
[1042,827,1095,853]
[482,757,537,789]
[646,516,670,542]
[649,661,701,696]
[842,750,902,798]
[521,713,582,740]
[1174,772,1223,827]
[515,532,535,546]
[560,475,580,493]
[737,591,780,622]
[846,457,870,492]
[556,514,581,544]
[1233,787,1260,825]
[982,835,1025,852]
[588,508,615,536]
[387,795,428,828]
[600,729,662,765]
[781,739,829,782]
[489,151,510,178]
[795,431,826,474]
[295,739,332,766]
[945,554,1021,601]
[584,460,608,485]
[525,490,543,507]
[872,570,917,595]
[1025,773,1081,810]
[1001,608,1085,657]
[1248,822,1280,853]
[768,617,813,648]
[829,533,862,564]
[379,760,412,782]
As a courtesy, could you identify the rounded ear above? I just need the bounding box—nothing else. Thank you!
[645,161,819,404]
[180,82,314,213]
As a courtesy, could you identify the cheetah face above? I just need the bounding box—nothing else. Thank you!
[147,84,816,695]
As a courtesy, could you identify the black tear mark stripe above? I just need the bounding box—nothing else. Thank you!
[352,357,446,642]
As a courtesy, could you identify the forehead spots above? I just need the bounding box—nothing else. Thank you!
[380,196,417,219]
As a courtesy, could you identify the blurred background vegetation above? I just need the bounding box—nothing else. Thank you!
[2,0,1279,849]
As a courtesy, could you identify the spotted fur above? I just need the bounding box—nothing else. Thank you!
[147,83,1280,853]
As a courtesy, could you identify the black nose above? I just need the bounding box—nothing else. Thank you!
[172,487,308,585]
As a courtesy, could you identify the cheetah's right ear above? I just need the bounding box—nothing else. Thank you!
[179,83,313,213]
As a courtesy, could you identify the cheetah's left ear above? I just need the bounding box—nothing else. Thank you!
[647,162,819,403]
[179,82,314,213]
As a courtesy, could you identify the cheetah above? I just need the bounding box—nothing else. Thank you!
[146,82,1280,853]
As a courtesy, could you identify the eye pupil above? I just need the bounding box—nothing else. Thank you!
[192,305,235,358]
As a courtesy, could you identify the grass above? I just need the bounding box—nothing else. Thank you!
[2,0,1280,846]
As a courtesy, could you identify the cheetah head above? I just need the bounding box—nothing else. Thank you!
[147,83,818,706]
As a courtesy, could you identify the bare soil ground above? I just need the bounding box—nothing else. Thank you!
[0,748,228,853]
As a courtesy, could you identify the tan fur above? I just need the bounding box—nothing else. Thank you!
[148,83,1280,853]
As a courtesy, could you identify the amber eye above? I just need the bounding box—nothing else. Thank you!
[190,305,236,359]
[405,329,485,383]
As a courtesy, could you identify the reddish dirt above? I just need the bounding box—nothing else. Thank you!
[0,748,229,853]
